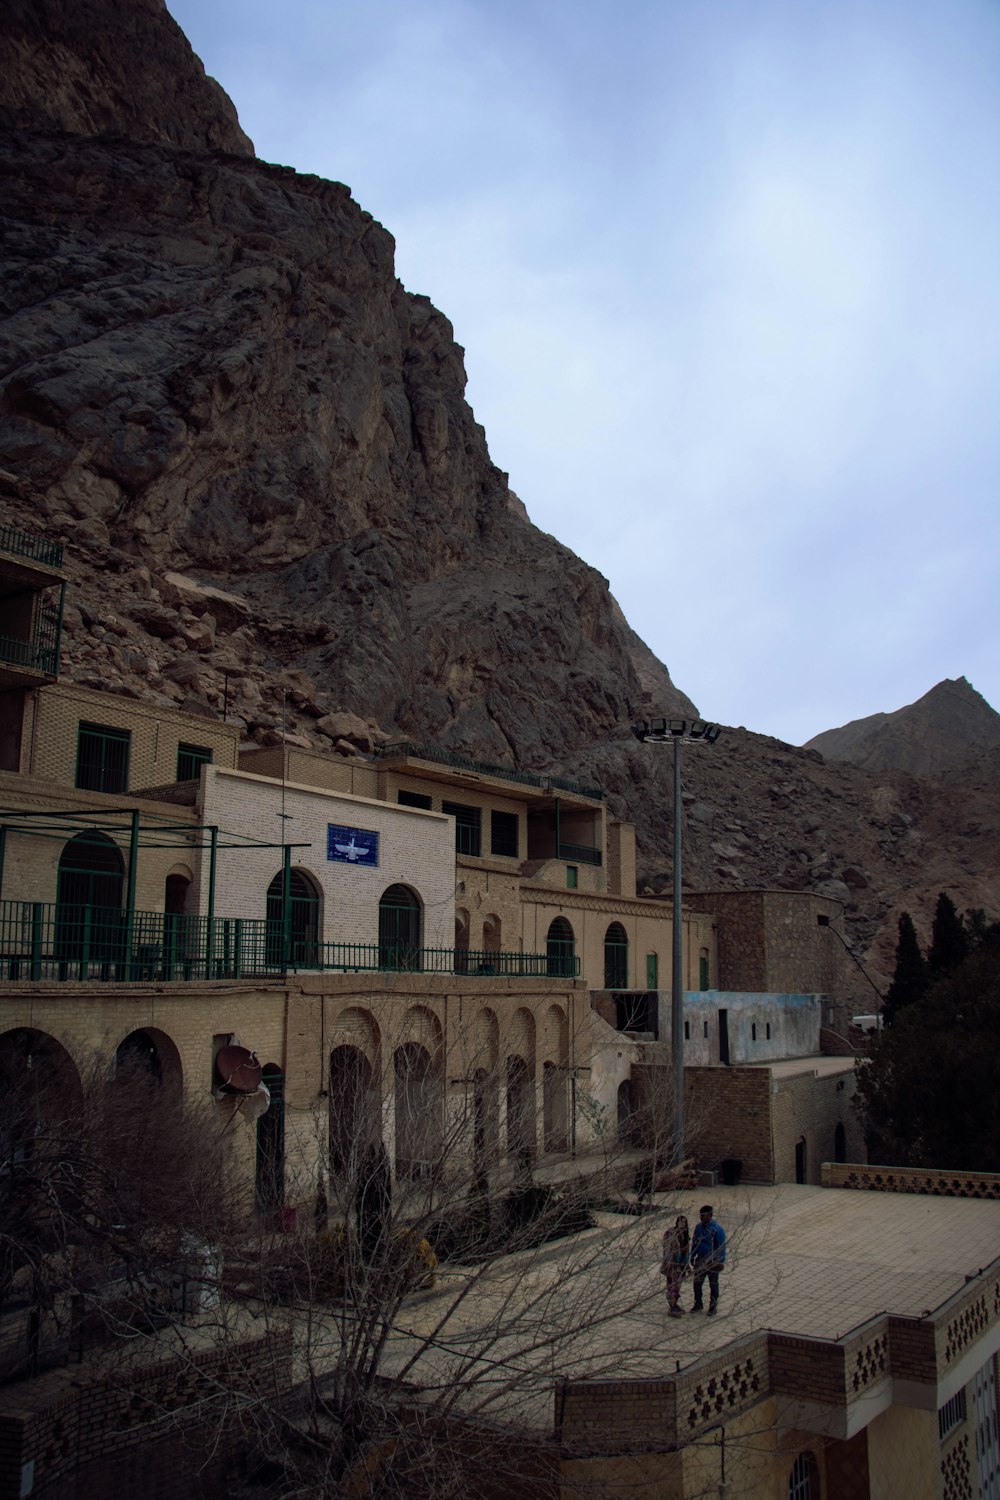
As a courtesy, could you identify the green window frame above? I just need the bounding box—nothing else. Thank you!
[646,952,658,988]
[490,810,519,858]
[442,801,481,857]
[177,742,213,782]
[566,865,578,889]
[76,721,130,794]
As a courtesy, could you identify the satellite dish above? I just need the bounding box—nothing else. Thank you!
[215,1045,262,1094]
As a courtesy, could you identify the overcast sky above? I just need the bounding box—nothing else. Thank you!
[166,0,1000,744]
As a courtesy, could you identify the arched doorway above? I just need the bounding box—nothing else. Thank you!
[546,917,575,978]
[394,1042,440,1178]
[506,1054,533,1160]
[113,1028,183,1098]
[543,1062,568,1153]
[256,1064,285,1214]
[795,1135,807,1184]
[266,868,321,969]
[604,922,628,988]
[379,885,422,971]
[617,1079,636,1144]
[56,832,124,974]
[163,871,192,978]
[329,1045,377,1179]
[482,914,501,969]
[473,1067,499,1166]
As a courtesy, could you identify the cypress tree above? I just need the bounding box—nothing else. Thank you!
[927,892,969,977]
[882,912,928,1027]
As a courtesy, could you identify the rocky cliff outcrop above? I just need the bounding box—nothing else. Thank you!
[804,677,1000,778]
[2,0,998,990]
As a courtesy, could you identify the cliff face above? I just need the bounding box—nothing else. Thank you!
[2,0,998,988]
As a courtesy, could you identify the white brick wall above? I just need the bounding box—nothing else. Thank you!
[198,767,456,949]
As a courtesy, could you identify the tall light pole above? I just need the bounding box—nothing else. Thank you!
[630,717,722,1164]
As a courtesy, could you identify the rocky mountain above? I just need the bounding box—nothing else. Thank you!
[2,0,999,995]
[804,677,1000,778]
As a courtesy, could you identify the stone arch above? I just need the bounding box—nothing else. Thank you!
[546,916,575,977]
[482,913,501,958]
[379,883,422,969]
[394,1041,441,1179]
[540,1004,569,1067]
[266,866,322,968]
[330,1005,380,1063]
[329,1045,378,1178]
[0,1026,83,1128]
[506,1053,534,1160]
[604,922,628,989]
[113,1027,183,1098]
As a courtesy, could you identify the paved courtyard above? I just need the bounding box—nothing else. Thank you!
[371,1182,1000,1424]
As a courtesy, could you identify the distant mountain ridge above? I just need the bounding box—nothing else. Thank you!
[804,678,1000,777]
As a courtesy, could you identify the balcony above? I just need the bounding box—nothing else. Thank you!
[0,900,580,984]
[0,525,64,571]
[377,741,603,801]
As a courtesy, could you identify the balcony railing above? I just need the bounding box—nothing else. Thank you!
[557,841,603,867]
[0,901,579,984]
[0,626,60,677]
[377,741,603,801]
[0,525,64,569]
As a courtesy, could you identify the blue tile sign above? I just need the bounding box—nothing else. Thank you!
[327,824,379,866]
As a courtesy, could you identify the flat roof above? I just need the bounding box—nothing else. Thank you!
[372,1181,1000,1425]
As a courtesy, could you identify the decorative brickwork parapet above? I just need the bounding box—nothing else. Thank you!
[821,1162,1000,1199]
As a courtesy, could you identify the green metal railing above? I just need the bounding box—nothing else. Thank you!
[557,840,602,867]
[0,525,63,569]
[0,901,579,984]
[377,741,603,801]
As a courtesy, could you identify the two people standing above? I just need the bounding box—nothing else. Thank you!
[661,1204,726,1316]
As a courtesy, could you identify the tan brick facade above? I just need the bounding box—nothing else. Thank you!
[17,682,241,792]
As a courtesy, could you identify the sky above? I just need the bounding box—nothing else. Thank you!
[166,0,1000,744]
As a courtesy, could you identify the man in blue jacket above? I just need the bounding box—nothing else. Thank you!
[690,1204,726,1315]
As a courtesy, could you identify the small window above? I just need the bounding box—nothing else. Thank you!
[703,1021,708,1038]
[491,810,519,858]
[566,866,578,889]
[76,722,130,793]
[177,742,212,781]
[939,1389,967,1441]
[684,1020,690,1040]
[398,789,432,810]
[442,802,481,857]
[766,1022,771,1040]
[788,1451,819,1500]
[751,1023,757,1041]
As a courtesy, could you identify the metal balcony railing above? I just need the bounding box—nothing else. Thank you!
[377,741,603,801]
[0,901,579,984]
[0,525,63,569]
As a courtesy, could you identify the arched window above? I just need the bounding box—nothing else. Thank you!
[604,922,628,989]
[379,885,422,971]
[473,1067,499,1165]
[546,917,575,978]
[56,832,124,970]
[788,1450,819,1499]
[266,869,321,968]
